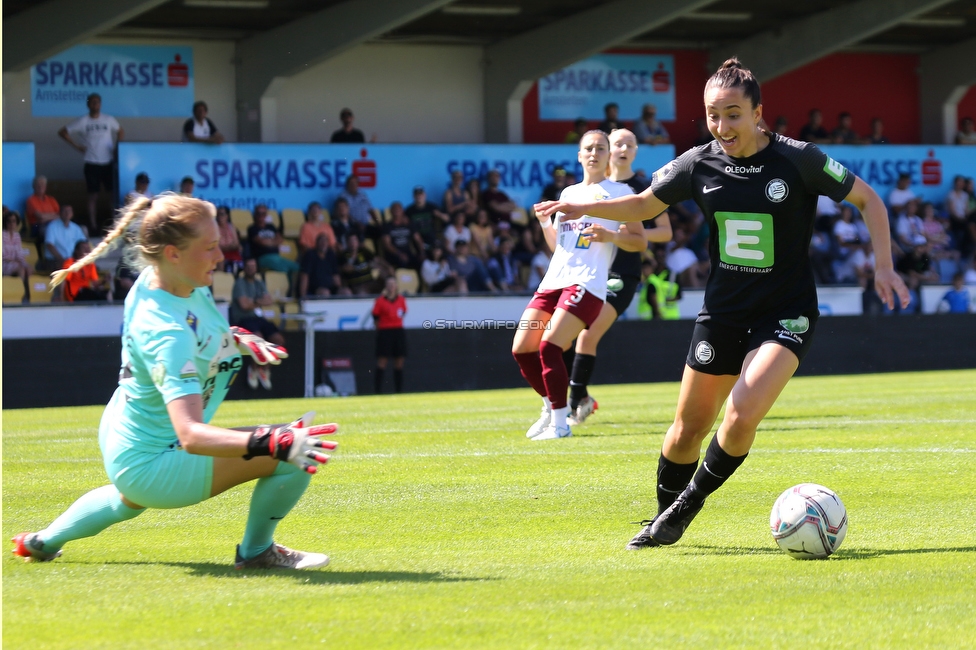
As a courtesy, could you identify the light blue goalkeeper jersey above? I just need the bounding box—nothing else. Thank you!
[100,267,242,455]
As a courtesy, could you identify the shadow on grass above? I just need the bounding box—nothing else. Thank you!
[98,561,491,584]
[683,544,976,559]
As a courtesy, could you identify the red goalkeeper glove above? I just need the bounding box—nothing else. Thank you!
[230,326,288,365]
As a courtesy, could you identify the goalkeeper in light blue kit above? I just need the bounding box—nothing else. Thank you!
[12,194,337,570]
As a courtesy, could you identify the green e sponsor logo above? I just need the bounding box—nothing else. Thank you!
[715,211,774,268]
[824,157,848,183]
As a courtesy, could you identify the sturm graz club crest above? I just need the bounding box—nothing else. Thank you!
[765,178,789,203]
[695,341,715,365]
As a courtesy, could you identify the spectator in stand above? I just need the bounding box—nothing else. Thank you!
[381,202,420,270]
[541,166,568,202]
[443,211,471,255]
[372,276,407,394]
[693,118,714,146]
[919,201,954,263]
[449,239,496,293]
[25,175,60,242]
[179,176,195,197]
[330,196,364,249]
[938,273,972,313]
[58,93,123,233]
[421,245,460,293]
[216,206,243,274]
[832,205,871,285]
[895,199,927,253]
[469,208,495,260]
[230,257,286,390]
[299,233,343,298]
[888,173,917,217]
[954,116,976,145]
[330,108,366,143]
[466,178,482,215]
[487,236,521,292]
[867,118,889,144]
[809,228,836,285]
[405,186,448,253]
[666,225,708,288]
[42,205,86,272]
[182,101,224,144]
[339,175,381,236]
[598,102,622,134]
[340,233,386,295]
[298,201,337,258]
[565,117,588,144]
[125,172,152,205]
[526,242,551,292]
[896,240,938,309]
[3,211,32,300]
[482,169,520,233]
[772,116,789,137]
[798,108,830,144]
[514,218,545,269]
[633,103,670,145]
[444,170,475,221]
[247,204,299,295]
[946,175,972,257]
[58,240,110,302]
[831,112,860,144]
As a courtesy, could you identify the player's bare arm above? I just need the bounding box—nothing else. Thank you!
[534,187,669,224]
[644,211,673,243]
[843,175,910,310]
[582,221,646,252]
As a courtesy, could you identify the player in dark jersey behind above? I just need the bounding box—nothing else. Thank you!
[536,58,909,549]
[567,128,673,425]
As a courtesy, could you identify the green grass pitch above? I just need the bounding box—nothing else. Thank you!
[4,369,976,649]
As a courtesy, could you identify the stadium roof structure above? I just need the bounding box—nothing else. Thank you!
[4,0,975,142]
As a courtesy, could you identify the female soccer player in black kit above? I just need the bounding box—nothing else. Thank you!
[536,58,910,549]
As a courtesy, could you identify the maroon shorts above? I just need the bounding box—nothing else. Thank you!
[526,285,604,327]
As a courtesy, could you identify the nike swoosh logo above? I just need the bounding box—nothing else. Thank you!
[702,185,722,194]
[270,516,285,520]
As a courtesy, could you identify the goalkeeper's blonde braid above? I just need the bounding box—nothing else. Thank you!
[49,197,151,289]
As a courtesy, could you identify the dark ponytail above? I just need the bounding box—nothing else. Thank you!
[706,57,761,108]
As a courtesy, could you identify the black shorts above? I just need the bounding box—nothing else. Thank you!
[376,328,407,358]
[686,312,819,376]
[605,273,640,317]
[237,316,280,342]
[83,163,114,193]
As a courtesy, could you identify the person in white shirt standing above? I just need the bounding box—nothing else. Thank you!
[58,93,123,234]
[512,130,646,441]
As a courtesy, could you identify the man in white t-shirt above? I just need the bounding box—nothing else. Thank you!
[886,173,917,216]
[182,101,224,144]
[58,93,123,233]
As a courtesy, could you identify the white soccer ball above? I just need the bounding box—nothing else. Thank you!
[770,483,848,559]
[314,384,334,397]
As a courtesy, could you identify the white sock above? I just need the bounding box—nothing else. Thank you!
[552,406,570,428]
[542,397,552,411]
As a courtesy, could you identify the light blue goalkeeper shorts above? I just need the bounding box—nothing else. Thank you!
[103,443,213,510]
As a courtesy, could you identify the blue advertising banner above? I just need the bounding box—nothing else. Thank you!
[117,143,676,212]
[2,143,36,215]
[539,54,675,121]
[31,45,194,117]
[820,145,975,205]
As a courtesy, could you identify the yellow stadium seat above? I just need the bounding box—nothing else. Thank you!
[230,208,252,234]
[279,239,299,261]
[211,271,235,302]
[395,268,419,295]
[266,209,280,229]
[23,246,39,270]
[511,207,529,227]
[281,208,305,239]
[3,276,27,304]
[383,207,392,223]
[28,275,53,303]
[263,270,290,301]
[362,237,376,254]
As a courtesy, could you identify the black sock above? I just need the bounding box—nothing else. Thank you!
[374,367,384,394]
[568,353,596,409]
[657,454,699,515]
[688,435,748,501]
[393,369,403,393]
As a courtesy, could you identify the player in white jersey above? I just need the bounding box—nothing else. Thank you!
[12,194,338,570]
[512,130,646,440]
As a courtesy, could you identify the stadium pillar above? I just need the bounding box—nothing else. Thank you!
[919,37,976,144]
[483,0,718,143]
[2,0,169,72]
[234,0,453,143]
[709,0,956,82]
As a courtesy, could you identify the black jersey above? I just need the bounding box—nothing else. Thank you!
[650,132,855,326]
[609,174,656,279]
